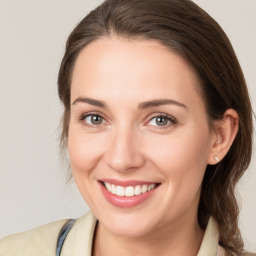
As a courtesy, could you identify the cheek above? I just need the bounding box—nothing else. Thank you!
[145,131,211,218]
[143,127,211,195]
[145,129,210,169]
[67,127,108,209]
[68,127,106,176]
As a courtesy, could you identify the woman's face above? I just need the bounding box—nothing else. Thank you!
[68,38,216,237]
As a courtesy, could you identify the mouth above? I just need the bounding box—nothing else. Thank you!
[102,181,159,197]
[99,180,161,208]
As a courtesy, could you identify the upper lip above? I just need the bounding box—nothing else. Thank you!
[100,179,160,187]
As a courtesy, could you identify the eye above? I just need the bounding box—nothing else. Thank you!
[147,114,177,127]
[81,114,106,126]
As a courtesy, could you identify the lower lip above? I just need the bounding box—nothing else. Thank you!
[99,182,159,208]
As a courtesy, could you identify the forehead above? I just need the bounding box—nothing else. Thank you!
[71,37,204,109]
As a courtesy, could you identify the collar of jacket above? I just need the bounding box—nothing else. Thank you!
[60,211,220,256]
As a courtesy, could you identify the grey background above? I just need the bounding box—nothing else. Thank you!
[0,0,255,252]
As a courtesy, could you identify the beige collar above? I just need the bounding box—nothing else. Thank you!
[197,217,220,256]
[61,211,220,256]
[61,211,97,256]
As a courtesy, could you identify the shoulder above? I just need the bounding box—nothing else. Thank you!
[0,219,68,256]
[0,212,96,256]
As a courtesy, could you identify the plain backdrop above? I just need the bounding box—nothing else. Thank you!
[0,0,255,252]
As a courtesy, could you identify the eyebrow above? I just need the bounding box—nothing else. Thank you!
[72,97,106,108]
[72,97,187,109]
[138,99,187,109]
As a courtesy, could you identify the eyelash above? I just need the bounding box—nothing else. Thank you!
[79,112,178,129]
[79,112,108,128]
[146,114,177,129]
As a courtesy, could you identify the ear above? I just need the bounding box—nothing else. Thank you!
[208,109,239,165]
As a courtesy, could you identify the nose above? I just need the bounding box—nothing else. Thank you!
[104,125,145,173]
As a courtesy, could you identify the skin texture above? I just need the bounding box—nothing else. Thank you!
[68,37,239,256]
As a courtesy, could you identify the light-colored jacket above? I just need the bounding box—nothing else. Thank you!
[0,211,255,256]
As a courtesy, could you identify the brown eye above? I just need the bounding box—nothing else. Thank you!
[84,114,105,125]
[155,117,168,126]
[91,115,103,125]
[148,114,177,127]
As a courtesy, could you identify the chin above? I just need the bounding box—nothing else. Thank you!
[99,211,160,238]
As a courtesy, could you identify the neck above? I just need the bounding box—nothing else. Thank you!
[93,213,204,256]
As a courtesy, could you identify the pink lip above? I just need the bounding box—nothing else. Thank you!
[99,181,160,208]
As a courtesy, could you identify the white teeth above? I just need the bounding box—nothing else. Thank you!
[111,184,116,195]
[134,185,141,195]
[125,186,134,197]
[116,186,125,196]
[103,182,157,197]
[105,182,111,191]
[148,184,156,191]
[141,185,148,193]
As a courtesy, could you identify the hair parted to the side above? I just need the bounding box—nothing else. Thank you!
[57,0,253,255]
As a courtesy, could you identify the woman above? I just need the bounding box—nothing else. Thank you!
[0,0,254,255]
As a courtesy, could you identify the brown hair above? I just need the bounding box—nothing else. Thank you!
[57,0,253,255]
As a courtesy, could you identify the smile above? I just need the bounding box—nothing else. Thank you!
[99,180,161,208]
[103,182,157,197]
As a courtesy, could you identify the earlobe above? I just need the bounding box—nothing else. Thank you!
[208,109,239,165]
[213,155,219,162]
